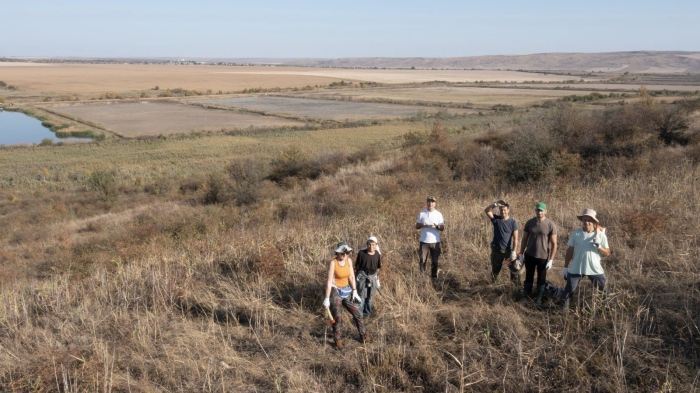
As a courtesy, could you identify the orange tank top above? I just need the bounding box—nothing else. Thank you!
[333,258,351,288]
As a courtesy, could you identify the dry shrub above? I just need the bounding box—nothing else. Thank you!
[348,145,380,164]
[201,171,235,205]
[312,183,356,217]
[619,207,668,249]
[178,177,203,194]
[252,243,285,277]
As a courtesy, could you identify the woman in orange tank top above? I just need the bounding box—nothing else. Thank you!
[323,241,367,349]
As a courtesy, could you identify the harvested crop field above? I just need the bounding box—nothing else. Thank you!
[196,96,471,121]
[296,86,601,107]
[0,63,598,95]
[50,102,303,137]
[214,68,596,84]
[518,83,700,92]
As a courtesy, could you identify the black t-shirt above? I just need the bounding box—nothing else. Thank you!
[355,249,381,275]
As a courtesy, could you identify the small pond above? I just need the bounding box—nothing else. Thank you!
[0,110,92,145]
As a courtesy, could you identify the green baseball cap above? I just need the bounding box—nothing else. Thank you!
[535,202,547,211]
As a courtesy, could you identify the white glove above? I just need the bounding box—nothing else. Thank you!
[546,260,553,270]
[510,251,517,261]
[518,254,524,264]
[375,279,381,290]
[563,267,569,280]
[352,290,362,303]
[323,297,330,308]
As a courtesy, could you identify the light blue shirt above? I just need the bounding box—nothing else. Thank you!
[567,228,609,275]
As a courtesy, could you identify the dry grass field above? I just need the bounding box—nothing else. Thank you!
[196,96,473,121]
[1,96,699,391]
[48,102,305,137]
[295,86,602,107]
[0,63,598,97]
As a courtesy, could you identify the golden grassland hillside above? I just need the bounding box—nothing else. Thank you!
[1,96,699,392]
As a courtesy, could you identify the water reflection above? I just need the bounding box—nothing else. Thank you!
[0,110,91,145]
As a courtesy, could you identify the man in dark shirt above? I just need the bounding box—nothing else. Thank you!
[484,200,519,283]
[355,236,382,318]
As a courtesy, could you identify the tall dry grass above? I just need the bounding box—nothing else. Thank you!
[1,99,699,392]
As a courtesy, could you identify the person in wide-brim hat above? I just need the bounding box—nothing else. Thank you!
[560,208,611,311]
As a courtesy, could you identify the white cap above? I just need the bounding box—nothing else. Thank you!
[367,236,378,244]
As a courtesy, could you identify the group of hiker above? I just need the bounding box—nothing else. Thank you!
[485,199,610,309]
[322,195,610,350]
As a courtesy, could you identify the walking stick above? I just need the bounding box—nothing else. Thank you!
[325,307,335,325]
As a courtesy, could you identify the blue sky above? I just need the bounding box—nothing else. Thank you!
[2,0,698,58]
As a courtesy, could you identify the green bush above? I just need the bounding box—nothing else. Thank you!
[87,170,119,203]
[503,123,560,184]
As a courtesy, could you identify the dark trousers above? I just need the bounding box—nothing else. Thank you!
[490,247,518,282]
[524,253,548,286]
[419,242,441,278]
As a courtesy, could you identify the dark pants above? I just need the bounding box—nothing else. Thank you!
[329,289,365,341]
[419,242,441,278]
[524,253,548,286]
[490,247,518,283]
[561,274,608,308]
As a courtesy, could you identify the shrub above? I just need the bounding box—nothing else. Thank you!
[39,138,53,146]
[201,172,234,205]
[227,157,269,185]
[86,170,118,203]
[267,147,309,183]
[503,123,560,184]
[653,105,690,145]
[402,130,430,148]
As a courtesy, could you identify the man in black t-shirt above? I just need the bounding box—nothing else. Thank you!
[355,236,382,318]
[484,200,519,283]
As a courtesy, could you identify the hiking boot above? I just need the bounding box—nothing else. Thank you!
[361,333,370,343]
[335,339,343,350]
[534,284,546,308]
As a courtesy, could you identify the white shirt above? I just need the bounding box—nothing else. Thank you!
[416,209,444,243]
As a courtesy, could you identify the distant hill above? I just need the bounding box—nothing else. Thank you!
[5,51,700,74]
[282,51,700,73]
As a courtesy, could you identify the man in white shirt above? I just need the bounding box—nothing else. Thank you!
[415,196,445,279]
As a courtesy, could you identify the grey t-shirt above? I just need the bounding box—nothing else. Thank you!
[491,215,518,250]
[523,217,557,259]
